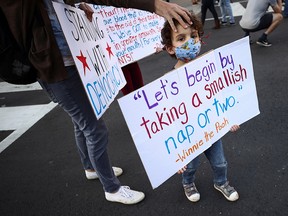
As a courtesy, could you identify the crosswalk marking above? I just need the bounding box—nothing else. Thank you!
[0,82,42,93]
[0,82,56,153]
[231,2,247,17]
[0,102,57,153]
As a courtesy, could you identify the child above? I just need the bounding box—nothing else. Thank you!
[161,13,240,202]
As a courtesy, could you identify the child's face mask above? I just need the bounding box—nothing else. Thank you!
[175,38,201,63]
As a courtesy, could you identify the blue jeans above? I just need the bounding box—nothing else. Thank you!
[38,66,121,193]
[219,0,235,23]
[182,139,227,186]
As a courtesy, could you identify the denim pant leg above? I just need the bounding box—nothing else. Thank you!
[39,66,121,193]
[72,119,94,170]
[222,0,235,23]
[204,139,227,186]
[219,1,227,22]
[182,156,200,185]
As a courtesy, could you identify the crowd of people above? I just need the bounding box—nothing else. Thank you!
[190,0,285,46]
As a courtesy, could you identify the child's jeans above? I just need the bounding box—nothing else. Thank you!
[182,139,228,186]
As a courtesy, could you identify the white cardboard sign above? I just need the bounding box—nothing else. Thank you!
[118,37,260,189]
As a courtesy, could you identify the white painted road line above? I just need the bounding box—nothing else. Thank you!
[0,102,57,153]
[0,82,42,93]
[0,81,55,153]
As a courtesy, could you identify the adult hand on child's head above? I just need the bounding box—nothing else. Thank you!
[154,0,192,32]
[230,125,240,132]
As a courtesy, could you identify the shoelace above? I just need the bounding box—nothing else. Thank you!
[221,182,235,194]
[119,186,133,198]
[184,184,198,195]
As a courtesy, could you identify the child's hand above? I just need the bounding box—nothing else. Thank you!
[177,165,187,174]
[155,47,164,54]
[230,125,240,132]
[155,45,166,54]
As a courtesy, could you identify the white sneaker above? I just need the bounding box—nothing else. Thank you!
[183,183,200,202]
[105,186,145,204]
[214,181,239,201]
[85,167,123,180]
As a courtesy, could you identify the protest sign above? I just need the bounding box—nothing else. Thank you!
[52,2,126,119]
[89,4,165,66]
[118,37,260,189]
[52,2,165,119]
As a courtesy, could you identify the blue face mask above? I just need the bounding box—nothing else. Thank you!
[175,38,201,62]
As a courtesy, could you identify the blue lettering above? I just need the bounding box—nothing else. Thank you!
[164,124,195,154]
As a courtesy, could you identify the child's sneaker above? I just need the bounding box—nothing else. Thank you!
[214,181,239,201]
[105,186,145,204]
[183,183,200,202]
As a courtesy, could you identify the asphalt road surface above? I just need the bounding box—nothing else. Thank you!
[1,1,288,215]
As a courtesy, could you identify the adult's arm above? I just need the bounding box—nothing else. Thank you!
[86,0,192,32]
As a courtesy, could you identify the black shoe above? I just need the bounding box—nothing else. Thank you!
[256,39,272,47]
[221,21,227,26]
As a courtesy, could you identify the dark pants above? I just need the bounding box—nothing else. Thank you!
[241,13,273,36]
[201,0,219,25]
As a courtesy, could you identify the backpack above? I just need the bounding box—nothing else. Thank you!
[0,9,37,85]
